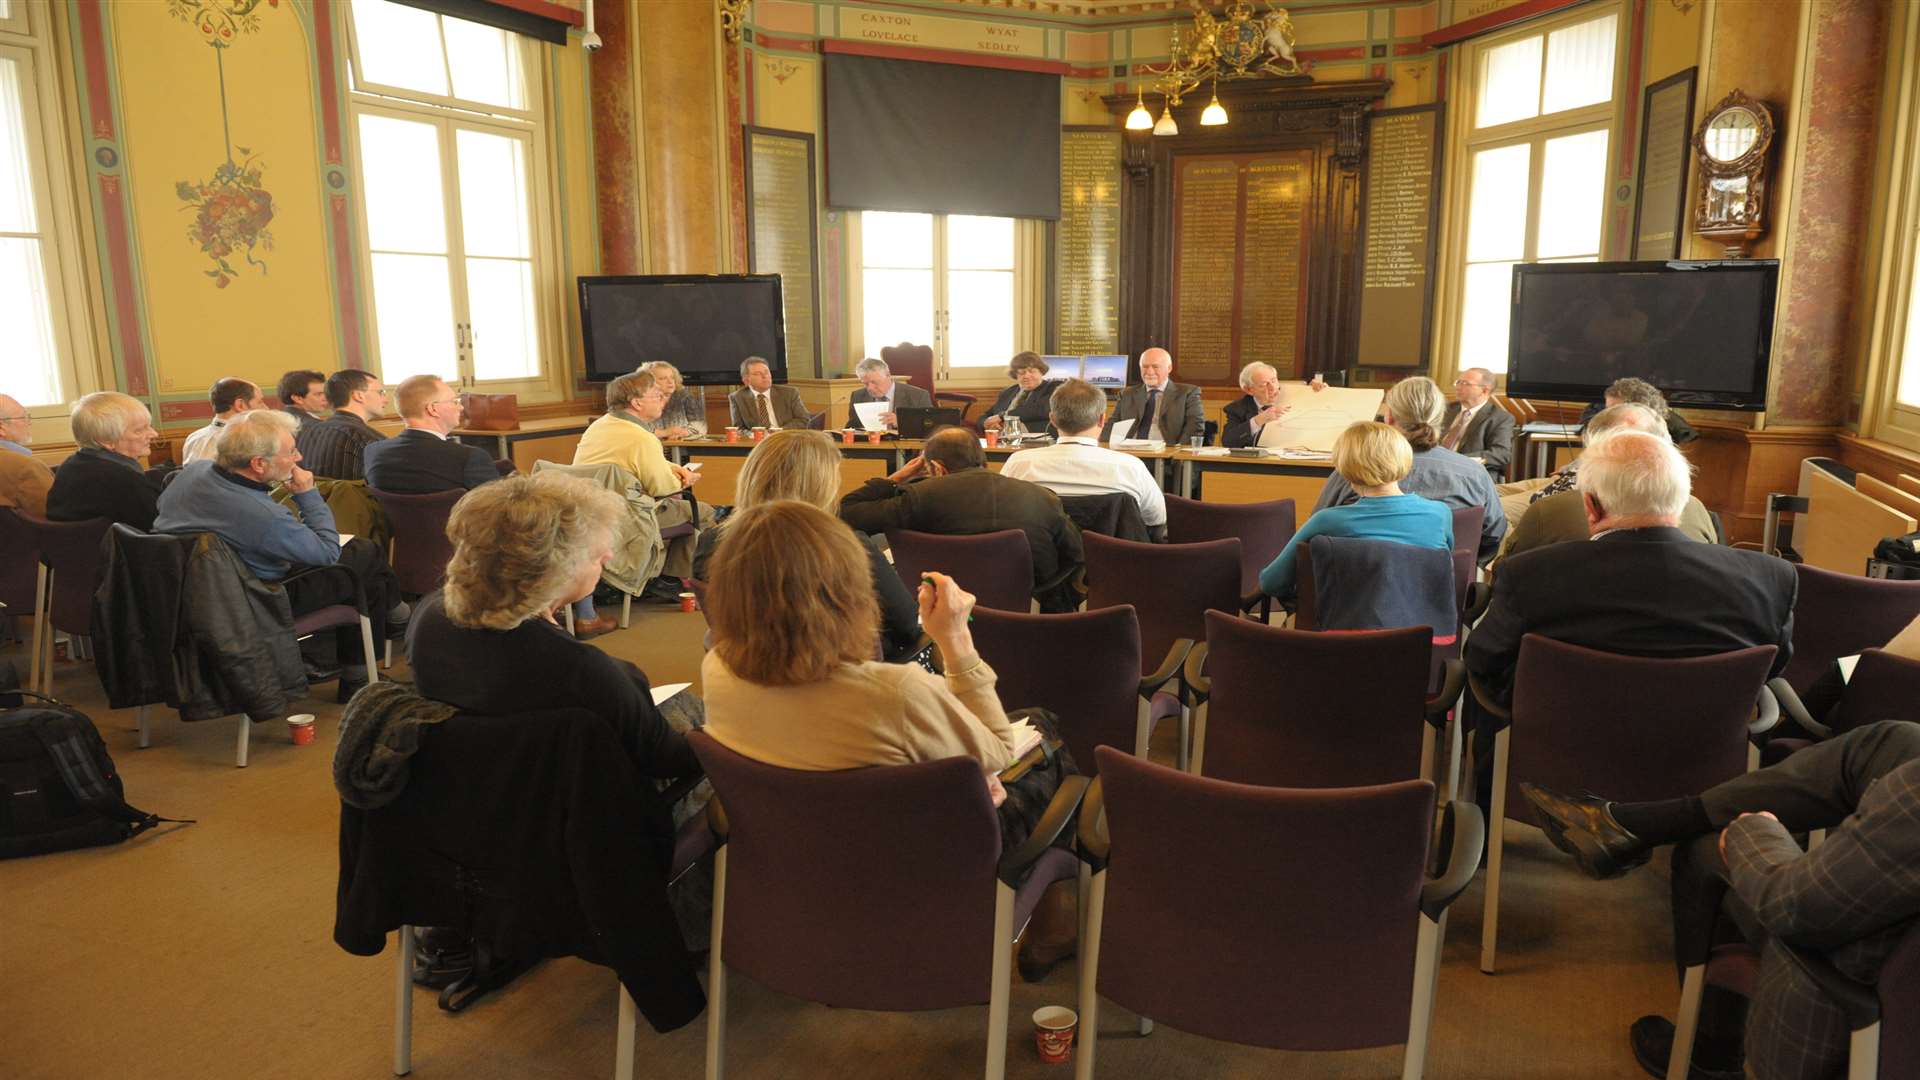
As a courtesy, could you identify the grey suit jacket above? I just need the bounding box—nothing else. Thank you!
[1101,381,1204,447]
[1441,401,1515,476]
[728,384,811,430]
[847,381,933,429]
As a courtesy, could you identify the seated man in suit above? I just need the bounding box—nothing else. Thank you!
[1102,347,1204,451]
[364,375,500,493]
[840,426,1083,607]
[1495,403,1717,567]
[277,369,328,430]
[154,410,405,699]
[1465,428,1796,708]
[179,378,265,465]
[1523,719,1920,1079]
[845,356,933,431]
[47,391,167,530]
[1220,363,1328,449]
[574,368,717,586]
[1001,378,1165,531]
[1440,367,1515,479]
[727,355,810,431]
[295,369,389,481]
[0,394,52,517]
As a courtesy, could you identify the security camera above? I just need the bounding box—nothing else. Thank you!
[582,30,602,51]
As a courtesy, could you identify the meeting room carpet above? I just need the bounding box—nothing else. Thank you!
[2,609,1683,1079]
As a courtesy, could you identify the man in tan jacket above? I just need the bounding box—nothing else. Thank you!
[0,394,52,516]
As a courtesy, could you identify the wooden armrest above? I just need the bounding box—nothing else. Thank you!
[997,774,1091,887]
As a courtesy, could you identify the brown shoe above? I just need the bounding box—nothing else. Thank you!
[573,614,619,639]
[1017,878,1079,983]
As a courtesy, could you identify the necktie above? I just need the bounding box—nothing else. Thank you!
[756,393,774,429]
[1440,406,1469,451]
[1138,388,1160,441]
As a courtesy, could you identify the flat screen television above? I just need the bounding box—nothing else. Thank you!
[1506,260,1779,410]
[1081,354,1129,389]
[578,274,787,386]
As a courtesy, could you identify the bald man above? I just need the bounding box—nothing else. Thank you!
[0,394,51,516]
[1102,347,1204,444]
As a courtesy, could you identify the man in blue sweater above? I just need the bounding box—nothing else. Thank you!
[155,409,404,700]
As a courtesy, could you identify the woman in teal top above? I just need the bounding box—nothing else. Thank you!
[1260,421,1454,598]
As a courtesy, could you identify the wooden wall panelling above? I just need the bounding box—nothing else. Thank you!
[1802,468,1917,576]
[1858,474,1920,522]
[1900,474,1920,498]
[1687,424,1842,546]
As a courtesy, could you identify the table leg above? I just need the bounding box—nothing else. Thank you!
[1180,458,1193,497]
[496,434,509,460]
[1152,458,1165,485]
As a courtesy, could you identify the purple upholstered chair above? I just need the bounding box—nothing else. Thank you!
[886,527,1032,613]
[1083,533,1240,769]
[0,508,45,689]
[1184,612,1460,791]
[366,487,464,597]
[690,731,1088,1079]
[1471,635,1779,973]
[12,511,111,695]
[1667,915,1920,1079]
[1163,494,1295,617]
[1075,748,1482,1079]
[972,605,1180,771]
[1781,564,1920,694]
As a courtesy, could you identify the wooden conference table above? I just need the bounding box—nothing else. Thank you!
[661,435,1336,513]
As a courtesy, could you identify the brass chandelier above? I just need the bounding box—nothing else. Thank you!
[1125,1,1310,136]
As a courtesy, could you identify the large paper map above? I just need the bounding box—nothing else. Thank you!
[1255,385,1385,454]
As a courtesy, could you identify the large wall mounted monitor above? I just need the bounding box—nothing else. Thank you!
[578,274,787,386]
[1506,260,1778,411]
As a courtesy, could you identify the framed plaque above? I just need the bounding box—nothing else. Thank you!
[744,127,822,377]
[1356,104,1443,368]
[1056,128,1122,356]
[1632,68,1697,260]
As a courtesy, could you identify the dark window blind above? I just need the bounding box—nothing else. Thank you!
[825,53,1061,221]
[393,0,571,46]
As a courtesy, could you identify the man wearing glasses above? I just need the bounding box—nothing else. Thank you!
[364,375,502,493]
[1439,367,1515,480]
[0,394,53,516]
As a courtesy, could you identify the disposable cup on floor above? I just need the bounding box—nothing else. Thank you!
[1033,1006,1077,1063]
[287,713,317,746]
[679,592,697,613]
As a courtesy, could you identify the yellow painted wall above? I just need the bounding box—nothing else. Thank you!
[1644,0,1702,87]
[111,2,337,398]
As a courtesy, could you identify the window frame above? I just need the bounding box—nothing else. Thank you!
[1861,0,1920,453]
[848,210,1042,381]
[0,8,99,420]
[1436,3,1625,383]
[343,0,536,121]
[344,4,560,396]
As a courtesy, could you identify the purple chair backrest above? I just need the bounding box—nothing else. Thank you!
[1093,747,1435,1050]
[1450,505,1484,557]
[1163,495,1296,596]
[885,528,1031,613]
[367,488,464,597]
[17,511,112,634]
[689,732,1004,1010]
[1879,919,1920,1073]
[1833,650,1920,733]
[0,508,40,615]
[1784,565,1920,694]
[972,605,1142,771]
[1084,532,1241,674]
[1506,634,1776,822]
[1202,611,1431,787]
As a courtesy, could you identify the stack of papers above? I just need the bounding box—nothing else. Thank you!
[853,401,889,431]
[1107,418,1164,449]
[1007,719,1044,759]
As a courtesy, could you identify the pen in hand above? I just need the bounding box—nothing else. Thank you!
[921,574,976,623]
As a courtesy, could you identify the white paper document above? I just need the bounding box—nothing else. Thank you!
[1007,719,1044,759]
[1107,417,1162,448]
[337,533,354,546]
[1837,654,1861,684]
[1255,385,1385,454]
[853,401,890,431]
[650,682,692,706]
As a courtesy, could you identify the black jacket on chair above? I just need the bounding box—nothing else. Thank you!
[93,526,307,723]
[839,468,1083,596]
[363,428,498,494]
[1465,526,1797,706]
[334,708,705,1033]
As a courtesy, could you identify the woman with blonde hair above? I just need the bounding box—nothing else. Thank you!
[1259,421,1454,599]
[407,471,699,781]
[689,429,921,661]
[635,361,707,439]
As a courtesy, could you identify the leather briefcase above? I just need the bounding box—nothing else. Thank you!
[460,393,519,431]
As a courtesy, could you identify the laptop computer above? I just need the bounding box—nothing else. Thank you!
[895,406,965,439]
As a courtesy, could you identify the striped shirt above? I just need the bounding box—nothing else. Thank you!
[295,411,386,481]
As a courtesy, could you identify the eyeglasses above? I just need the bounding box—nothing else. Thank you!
[0,414,27,422]
[1453,378,1486,388]
[428,397,461,408]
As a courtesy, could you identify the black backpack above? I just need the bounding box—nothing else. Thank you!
[1870,531,1920,580]
[0,690,180,859]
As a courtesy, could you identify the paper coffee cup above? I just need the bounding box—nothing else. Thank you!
[679,591,697,613]
[287,713,317,747]
[866,430,883,444]
[985,430,999,448]
[841,428,856,444]
[1032,1006,1076,1064]
[725,426,740,442]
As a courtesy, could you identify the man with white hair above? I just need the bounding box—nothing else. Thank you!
[845,357,933,430]
[1464,428,1796,707]
[47,391,166,529]
[156,410,405,699]
[0,393,52,516]
[1494,403,1719,564]
[1220,363,1327,448]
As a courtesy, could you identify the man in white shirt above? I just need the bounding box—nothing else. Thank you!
[1003,378,1166,530]
[179,378,265,464]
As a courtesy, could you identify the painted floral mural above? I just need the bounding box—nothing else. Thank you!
[168,0,279,287]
